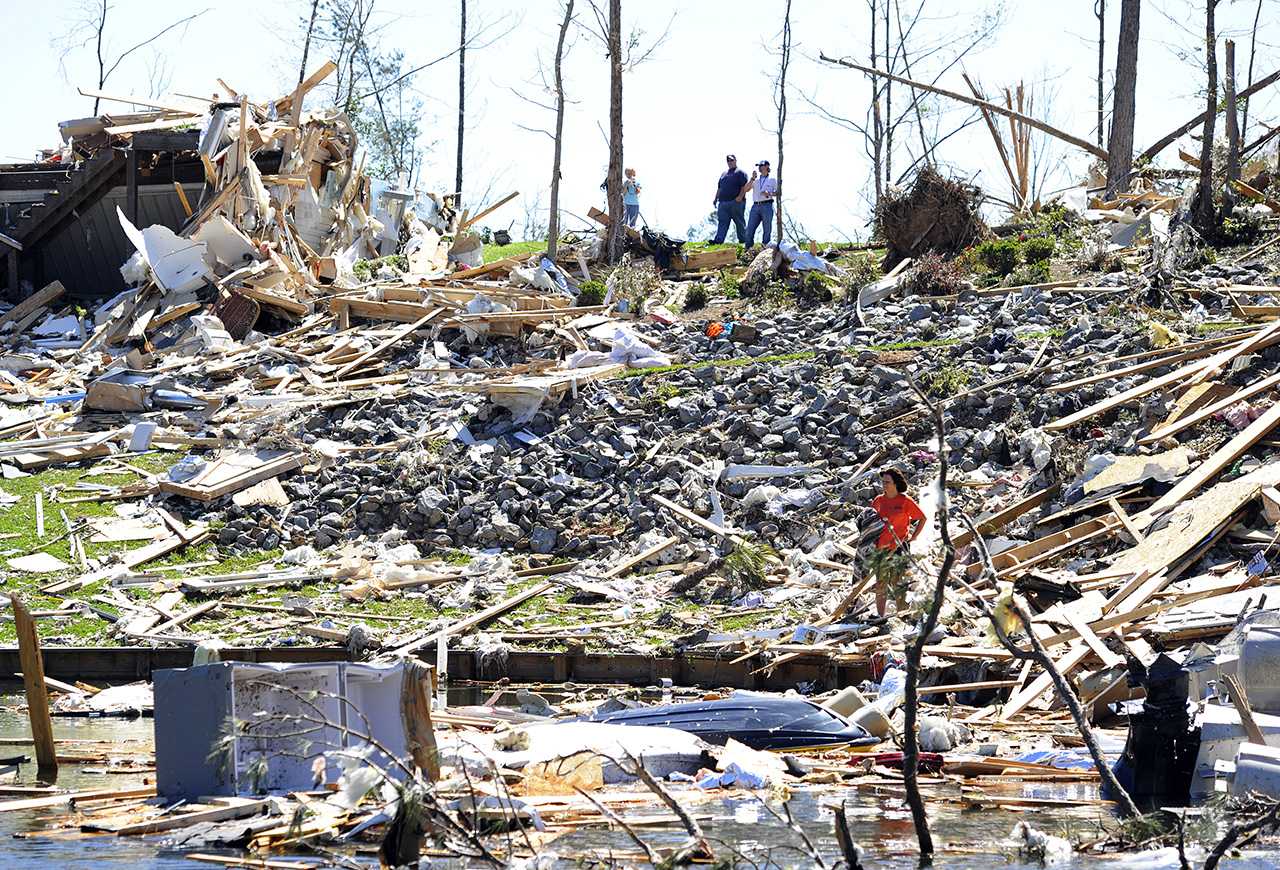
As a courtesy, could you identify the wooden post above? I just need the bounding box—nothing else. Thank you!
[12,595,57,781]
[399,661,439,781]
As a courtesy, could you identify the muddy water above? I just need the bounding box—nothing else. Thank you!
[0,689,1277,868]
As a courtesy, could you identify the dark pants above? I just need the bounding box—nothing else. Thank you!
[624,203,640,227]
[746,201,774,246]
[714,200,746,244]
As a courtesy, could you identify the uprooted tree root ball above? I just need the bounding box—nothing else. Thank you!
[876,167,989,269]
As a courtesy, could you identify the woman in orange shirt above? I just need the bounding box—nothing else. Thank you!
[869,467,926,617]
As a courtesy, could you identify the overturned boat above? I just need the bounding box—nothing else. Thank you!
[578,692,879,751]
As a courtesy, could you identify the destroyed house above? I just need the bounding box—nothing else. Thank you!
[1,121,279,301]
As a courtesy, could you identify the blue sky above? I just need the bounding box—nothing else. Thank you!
[2,0,1277,241]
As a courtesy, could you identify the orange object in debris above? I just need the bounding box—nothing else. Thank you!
[706,322,725,339]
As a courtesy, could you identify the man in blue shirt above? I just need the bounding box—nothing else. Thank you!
[623,168,641,227]
[712,154,749,244]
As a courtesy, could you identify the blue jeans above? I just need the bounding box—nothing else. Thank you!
[746,201,774,246]
[714,200,746,243]
[624,203,640,227]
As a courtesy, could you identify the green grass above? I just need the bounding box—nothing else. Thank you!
[0,449,283,644]
[484,240,546,263]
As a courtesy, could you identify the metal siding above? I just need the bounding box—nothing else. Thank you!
[33,183,202,298]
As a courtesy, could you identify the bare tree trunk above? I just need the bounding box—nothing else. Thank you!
[605,0,625,263]
[883,0,892,185]
[775,0,792,246]
[547,0,574,260]
[93,0,107,114]
[1095,0,1105,149]
[1226,39,1240,184]
[456,0,467,207]
[1242,0,1263,134]
[1106,0,1140,196]
[869,0,883,203]
[899,383,956,862]
[298,0,321,89]
[1194,0,1219,233]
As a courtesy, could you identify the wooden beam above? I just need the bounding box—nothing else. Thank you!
[1108,498,1144,544]
[1223,674,1268,745]
[335,311,438,378]
[1140,372,1280,444]
[459,191,519,230]
[602,536,678,579]
[1136,400,1280,528]
[12,595,56,780]
[1062,609,1123,669]
[954,484,1058,548]
[0,281,64,332]
[998,642,1092,720]
[392,580,555,657]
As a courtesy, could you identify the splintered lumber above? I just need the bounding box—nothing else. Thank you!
[233,284,309,318]
[1135,403,1280,528]
[459,191,519,230]
[603,536,678,579]
[1140,372,1280,444]
[159,451,304,502]
[1108,498,1144,544]
[85,797,272,835]
[0,785,154,813]
[652,494,740,538]
[335,310,438,378]
[330,297,440,325]
[12,596,56,779]
[392,580,556,657]
[0,281,65,333]
[954,484,1058,548]
[1062,609,1123,668]
[1047,338,1238,393]
[995,642,1092,721]
[1188,319,1280,387]
[1045,358,1217,432]
[399,661,440,780]
[146,600,220,636]
[1037,575,1256,650]
[1223,674,1268,745]
[1100,569,1153,615]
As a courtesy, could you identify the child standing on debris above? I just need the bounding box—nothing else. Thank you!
[623,168,642,227]
[869,467,926,618]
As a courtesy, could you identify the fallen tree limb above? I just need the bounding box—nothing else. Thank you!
[817,52,1107,160]
[1140,67,1280,162]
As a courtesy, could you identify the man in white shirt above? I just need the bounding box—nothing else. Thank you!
[744,160,779,247]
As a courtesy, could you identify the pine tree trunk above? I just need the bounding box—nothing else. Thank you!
[605,0,625,263]
[1105,0,1140,197]
[1194,0,1219,232]
[547,0,574,260]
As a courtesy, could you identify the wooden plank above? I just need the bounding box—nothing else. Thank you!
[1062,609,1123,668]
[159,453,303,502]
[1100,569,1153,615]
[1223,674,1268,745]
[0,281,64,332]
[146,600,220,637]
[998,643,1091,720]
[335,311,438,378]
[1038,576,1254,649]
[1187,319,1280,387]
[1139,371,1280,445]
[392,581,556,657]
[329,297,438,325]
[12,596,55,779]
[1048,341,1234,393]
[233,284,309,318]
[602,536,678,579]
[1135,401,1280,528]
[954,484,1058,548]
[1045,360,1212,432]
[459,191,520,230]
[1108,498,1144,544]
[917,680,1018,696]
[652,494,740,538]
[86,797,272,835]
[0,785,155,813]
